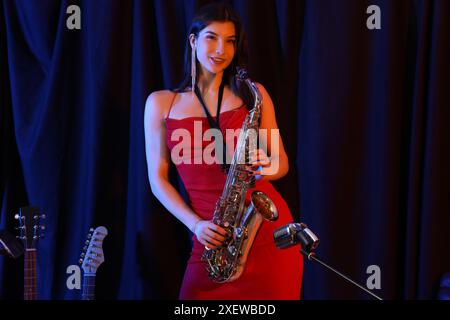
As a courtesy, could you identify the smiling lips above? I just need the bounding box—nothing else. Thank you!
[210,56,226,65]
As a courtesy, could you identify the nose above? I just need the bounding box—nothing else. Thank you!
[215,39,224,55]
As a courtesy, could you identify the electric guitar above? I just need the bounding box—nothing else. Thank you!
[79,226,107,300]
[15,206,45,300]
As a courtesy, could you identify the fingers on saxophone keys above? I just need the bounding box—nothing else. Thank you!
[248,157,270,167]
[250,161,270,169]
[208,229,226,242]
[205,237,222,248]
[245,166,263,176]
[211,224,227,237]
[203,240,218,249]
[245,165,256,175]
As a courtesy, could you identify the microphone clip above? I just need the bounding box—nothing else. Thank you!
[273,222,320,252]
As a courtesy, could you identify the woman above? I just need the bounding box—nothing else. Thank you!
[144,3,302,300]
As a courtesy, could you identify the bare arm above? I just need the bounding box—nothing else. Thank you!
[248,83,289,181]
[144,91,226,248]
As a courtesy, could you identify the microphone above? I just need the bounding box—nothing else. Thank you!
[273,222,383,300]
[273,222,320,252]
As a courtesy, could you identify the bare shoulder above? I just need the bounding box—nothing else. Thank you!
[254,82,275,108]
[145,89,177,118]
[254,82,269,95]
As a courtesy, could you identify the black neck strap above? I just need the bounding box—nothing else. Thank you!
[194,81,229,172]
[194,81,225,130]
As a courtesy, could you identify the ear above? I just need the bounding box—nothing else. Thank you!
[189,34,196,49]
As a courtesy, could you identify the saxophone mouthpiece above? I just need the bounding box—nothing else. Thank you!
[236,67,248,81]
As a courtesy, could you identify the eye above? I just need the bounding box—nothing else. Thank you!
[206,35,216,40]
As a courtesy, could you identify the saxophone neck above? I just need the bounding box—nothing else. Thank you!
[237,69,262,111]
[248,85,262,107]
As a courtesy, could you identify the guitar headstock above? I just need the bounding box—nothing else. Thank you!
[79,226,108,274]
[14,206,45,250]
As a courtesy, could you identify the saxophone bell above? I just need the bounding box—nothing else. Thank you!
[250,191,278,222]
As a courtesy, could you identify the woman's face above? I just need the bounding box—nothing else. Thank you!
[192,21,236,76]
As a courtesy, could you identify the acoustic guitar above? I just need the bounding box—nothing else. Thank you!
[15,206,45,300]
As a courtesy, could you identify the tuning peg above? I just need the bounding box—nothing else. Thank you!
[85,240,90,245]
[41,214,46,219]
[14,214,23,220]
[40,225,46,230]
[87,233,92,239]
[33,214,46,220]
[79,258,83,264]
[89,227,94,232]
[80,253,85,258]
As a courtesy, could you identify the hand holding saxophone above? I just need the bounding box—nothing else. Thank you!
[193,220,228,249]
[246,148,272,180]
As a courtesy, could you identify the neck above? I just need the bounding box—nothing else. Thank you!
[82,273,96,300]
[197,70,224,95]
[24,249,37,300]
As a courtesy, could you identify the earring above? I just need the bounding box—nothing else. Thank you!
[191,45,196,92]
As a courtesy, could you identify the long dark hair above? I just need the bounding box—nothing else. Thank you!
[174,2,253,108]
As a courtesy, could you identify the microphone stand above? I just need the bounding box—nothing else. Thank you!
[300,248,383,300]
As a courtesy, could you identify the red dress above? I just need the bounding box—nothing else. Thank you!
[165,104,303,300]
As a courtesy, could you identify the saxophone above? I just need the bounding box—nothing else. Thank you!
[201,68,279,283]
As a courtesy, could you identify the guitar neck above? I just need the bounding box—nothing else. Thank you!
[82,274,96,300]
[24,249,37,300]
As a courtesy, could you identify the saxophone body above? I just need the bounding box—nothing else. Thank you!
[201,69,279,283]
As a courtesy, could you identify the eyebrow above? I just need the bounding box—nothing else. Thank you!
[204,31,236,39]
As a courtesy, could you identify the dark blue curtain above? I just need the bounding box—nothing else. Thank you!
[1,0,449,300]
